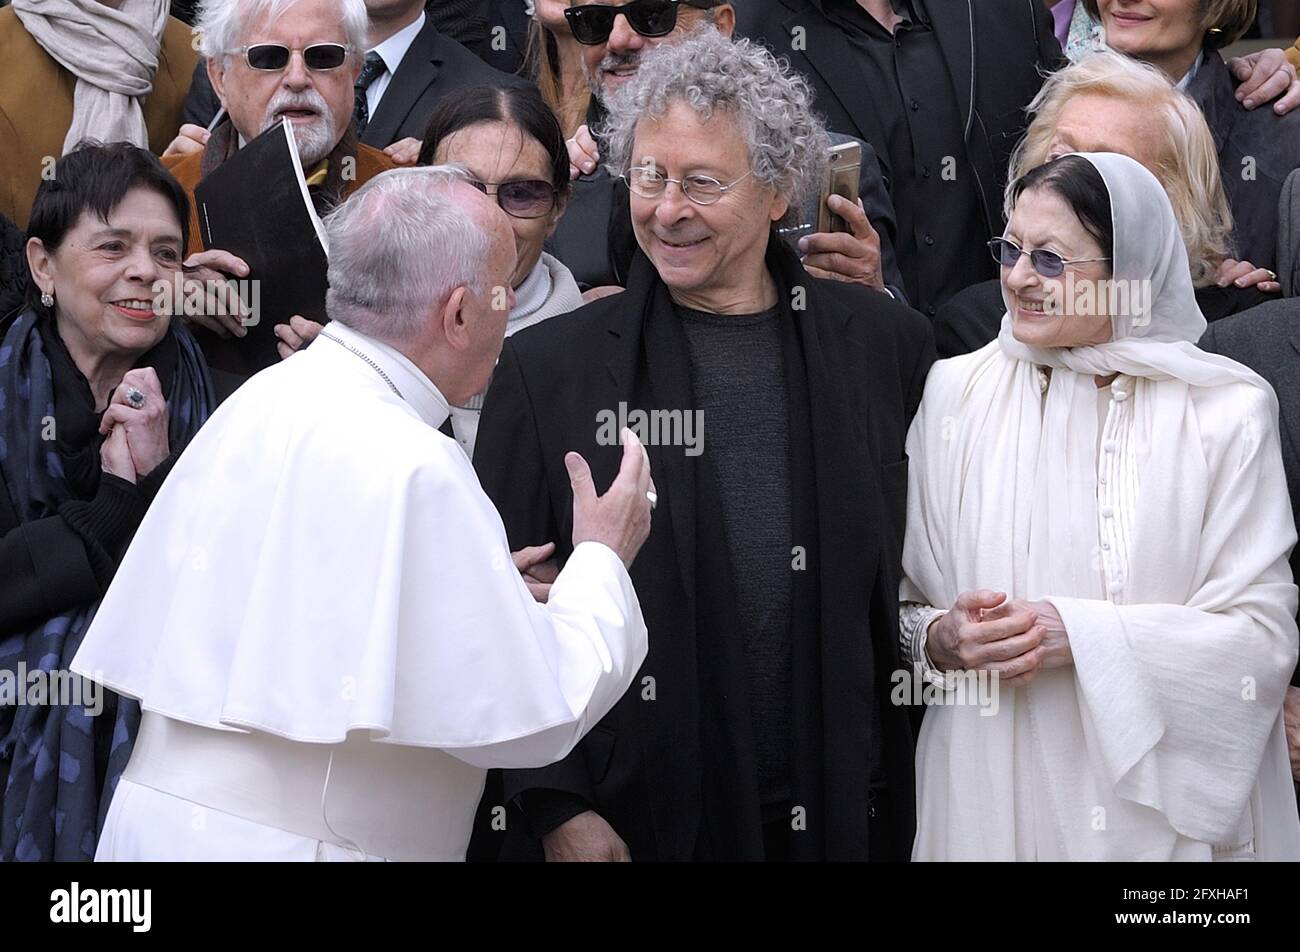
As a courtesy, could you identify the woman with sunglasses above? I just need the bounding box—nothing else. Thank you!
[936,51,1273,359]
[0,0,198,230]
[900,151,1300,861]
[419,83,584,457]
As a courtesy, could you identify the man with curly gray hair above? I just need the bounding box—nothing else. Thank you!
[473,28,935,863]
[549,2,906,297]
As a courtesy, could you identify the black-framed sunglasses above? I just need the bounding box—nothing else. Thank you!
[468,179,559,219]
[564,0,717,46]
[237,42,351,71]
[988,237,1109,278]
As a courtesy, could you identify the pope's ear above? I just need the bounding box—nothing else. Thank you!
[441,286,472,350]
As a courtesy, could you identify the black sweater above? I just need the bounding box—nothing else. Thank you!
[0,319,177,634]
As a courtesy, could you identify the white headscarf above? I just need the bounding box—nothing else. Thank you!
[999,152,1264,383]
[903,152,1300,860]
[13,0,168,155]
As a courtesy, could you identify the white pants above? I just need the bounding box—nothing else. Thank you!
[97,779,387,862]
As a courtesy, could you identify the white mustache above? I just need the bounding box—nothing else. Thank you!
[263,89,328,127]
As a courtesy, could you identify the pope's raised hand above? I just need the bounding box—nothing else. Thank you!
[566,427,654,570]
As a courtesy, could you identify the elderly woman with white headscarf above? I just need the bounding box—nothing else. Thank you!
[899,151,1300,861]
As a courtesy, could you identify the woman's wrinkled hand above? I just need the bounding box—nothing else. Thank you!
[926,589,1045,688]
[98,368,170,478]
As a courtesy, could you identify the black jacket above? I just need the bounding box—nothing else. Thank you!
[1199,299,1300,686]
[735,0,1063,309]
[471,238,934,860]
[180,19,531,147]
[0,318,178,636]
[1186,51,1300,272]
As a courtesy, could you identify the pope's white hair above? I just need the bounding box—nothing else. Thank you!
[601,29,831,227]
[324,166,492,343]
[197,0,368,64]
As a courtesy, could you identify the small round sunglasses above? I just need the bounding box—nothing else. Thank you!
[988,237,1109,278]
[564,0,718,46]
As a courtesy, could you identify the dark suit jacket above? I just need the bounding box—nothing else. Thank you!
[471,242,933,860]
[180,19,531,148]
[1187,52,1300,273]
[734,0,1062,303]
[1199,299,1300,686]
[359,15,532,147]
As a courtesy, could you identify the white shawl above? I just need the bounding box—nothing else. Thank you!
[902,153,1300,860]
[12,0,167,155]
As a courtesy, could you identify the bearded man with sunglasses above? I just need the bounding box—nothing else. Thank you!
[164,0,397,393]
[548,0,907,299]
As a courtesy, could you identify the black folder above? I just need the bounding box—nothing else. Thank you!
[193,119,329,382]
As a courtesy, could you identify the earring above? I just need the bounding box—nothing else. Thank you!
[40,290,54,308]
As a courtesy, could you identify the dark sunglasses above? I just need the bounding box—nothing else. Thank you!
[564,0,716,46]
[988,237,1109,278]
[468,179,558,219]
[238,42,351,71]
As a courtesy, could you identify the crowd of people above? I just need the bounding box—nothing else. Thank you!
[0,0,1298,863]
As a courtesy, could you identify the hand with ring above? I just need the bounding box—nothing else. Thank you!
[99,368,170,479]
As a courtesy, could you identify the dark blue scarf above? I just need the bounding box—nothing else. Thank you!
[0,309,214,861]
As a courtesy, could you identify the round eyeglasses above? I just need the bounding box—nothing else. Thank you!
[620,166,752,205]
[988,237,1109,278]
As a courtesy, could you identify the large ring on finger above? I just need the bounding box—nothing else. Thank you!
[1265,269,1278,282]
[646,490,657,510]
[126,387,146,409]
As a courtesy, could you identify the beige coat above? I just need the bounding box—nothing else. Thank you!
[0,7,198,229]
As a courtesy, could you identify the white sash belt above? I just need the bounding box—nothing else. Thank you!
[124,713,486,861]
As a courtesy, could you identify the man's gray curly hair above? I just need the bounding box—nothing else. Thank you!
[601,29,831,227]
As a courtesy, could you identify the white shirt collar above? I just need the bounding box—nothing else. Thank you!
[1175,50,1204,91]
[321,321,451,430]
[371,11,425,75]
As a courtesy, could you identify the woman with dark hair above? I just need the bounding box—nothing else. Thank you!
[901,152,1300,860]
[0,142,215,861]
[419,83,584,456]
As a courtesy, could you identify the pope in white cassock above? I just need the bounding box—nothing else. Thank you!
[71,166,655,861]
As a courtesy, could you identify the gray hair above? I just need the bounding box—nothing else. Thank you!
[197,0,368,64]
[323,166,492,343]
[601,29,831,226]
